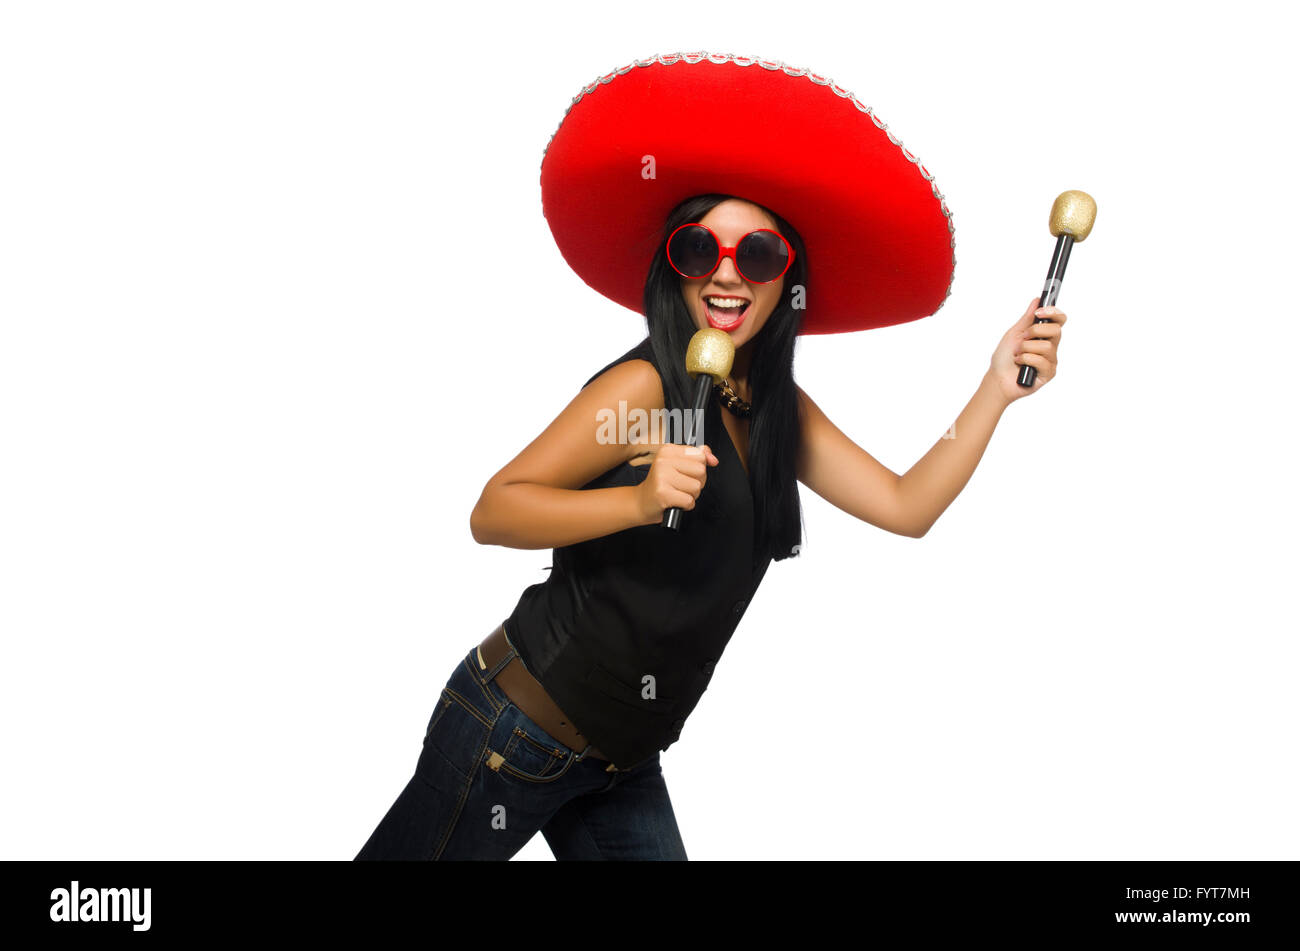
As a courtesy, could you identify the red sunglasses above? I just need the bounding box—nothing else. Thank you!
[666,223,795,284]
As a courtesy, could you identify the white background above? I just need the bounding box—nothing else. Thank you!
[2,1,1294,861]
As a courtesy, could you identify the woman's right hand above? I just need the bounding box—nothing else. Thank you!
[471,359,722,549]
[633,443,719,524]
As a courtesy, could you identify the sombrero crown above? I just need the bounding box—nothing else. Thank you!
[539,51,956,336]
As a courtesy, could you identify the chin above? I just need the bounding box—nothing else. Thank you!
[726,327,754,350]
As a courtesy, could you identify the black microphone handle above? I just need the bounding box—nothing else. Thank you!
[1018,233,1074,388]
[1013,233,1076,387]
[662,372,715,531]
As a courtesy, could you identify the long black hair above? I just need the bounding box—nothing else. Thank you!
[641,193,808,563]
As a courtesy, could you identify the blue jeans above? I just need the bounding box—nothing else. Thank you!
[354,635,689,861]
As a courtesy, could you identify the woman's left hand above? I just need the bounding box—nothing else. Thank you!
[987,296,1067,404]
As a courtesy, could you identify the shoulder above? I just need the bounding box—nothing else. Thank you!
[792,383,837,453]
[793,382,817,420]
[579,338,664,405]
[582,357,665,409]
[571,356,667,463]
[795,382,836,419]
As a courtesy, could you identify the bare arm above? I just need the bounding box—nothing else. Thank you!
[795,384,914,537]
[469,359,717,550]
[796,298,1067,537]
[795,373,1009,538]
[894,298,1067,534]
[893,372,1009,536]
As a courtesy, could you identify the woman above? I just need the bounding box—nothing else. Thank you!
[354,53,1065,861]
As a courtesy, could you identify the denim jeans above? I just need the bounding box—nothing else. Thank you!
[354,634,688,861]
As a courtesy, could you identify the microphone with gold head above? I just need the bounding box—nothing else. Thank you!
[663,328,735,531]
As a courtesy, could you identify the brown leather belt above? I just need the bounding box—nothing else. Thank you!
[477,623,611,763]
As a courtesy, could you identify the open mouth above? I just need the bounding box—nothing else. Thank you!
[704,296,751,331]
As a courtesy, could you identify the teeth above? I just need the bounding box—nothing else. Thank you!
[706,297,748,309]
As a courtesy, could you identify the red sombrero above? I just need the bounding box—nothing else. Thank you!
[539,51,956,336]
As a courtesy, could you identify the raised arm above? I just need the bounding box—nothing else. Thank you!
[795,384,918,537]
[796,378,1008,538]
[796,297,1065,538]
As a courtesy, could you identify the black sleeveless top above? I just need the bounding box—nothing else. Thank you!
[502,337,773,768]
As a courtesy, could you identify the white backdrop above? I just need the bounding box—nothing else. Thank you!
[2,1,1294,861]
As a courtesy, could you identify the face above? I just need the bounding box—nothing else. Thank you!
[677,199,787,353]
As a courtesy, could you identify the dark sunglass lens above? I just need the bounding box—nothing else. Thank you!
[668,226,718,277]
[736,231,790,283]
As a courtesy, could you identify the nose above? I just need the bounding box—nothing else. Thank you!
[712,252,744,285]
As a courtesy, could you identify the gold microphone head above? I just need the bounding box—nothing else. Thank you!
[1049,190,1097,242]
[684,328,736,383]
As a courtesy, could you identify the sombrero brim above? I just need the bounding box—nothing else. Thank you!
[539,52,956,336]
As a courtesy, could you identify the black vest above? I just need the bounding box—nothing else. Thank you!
[503,337,773,768]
